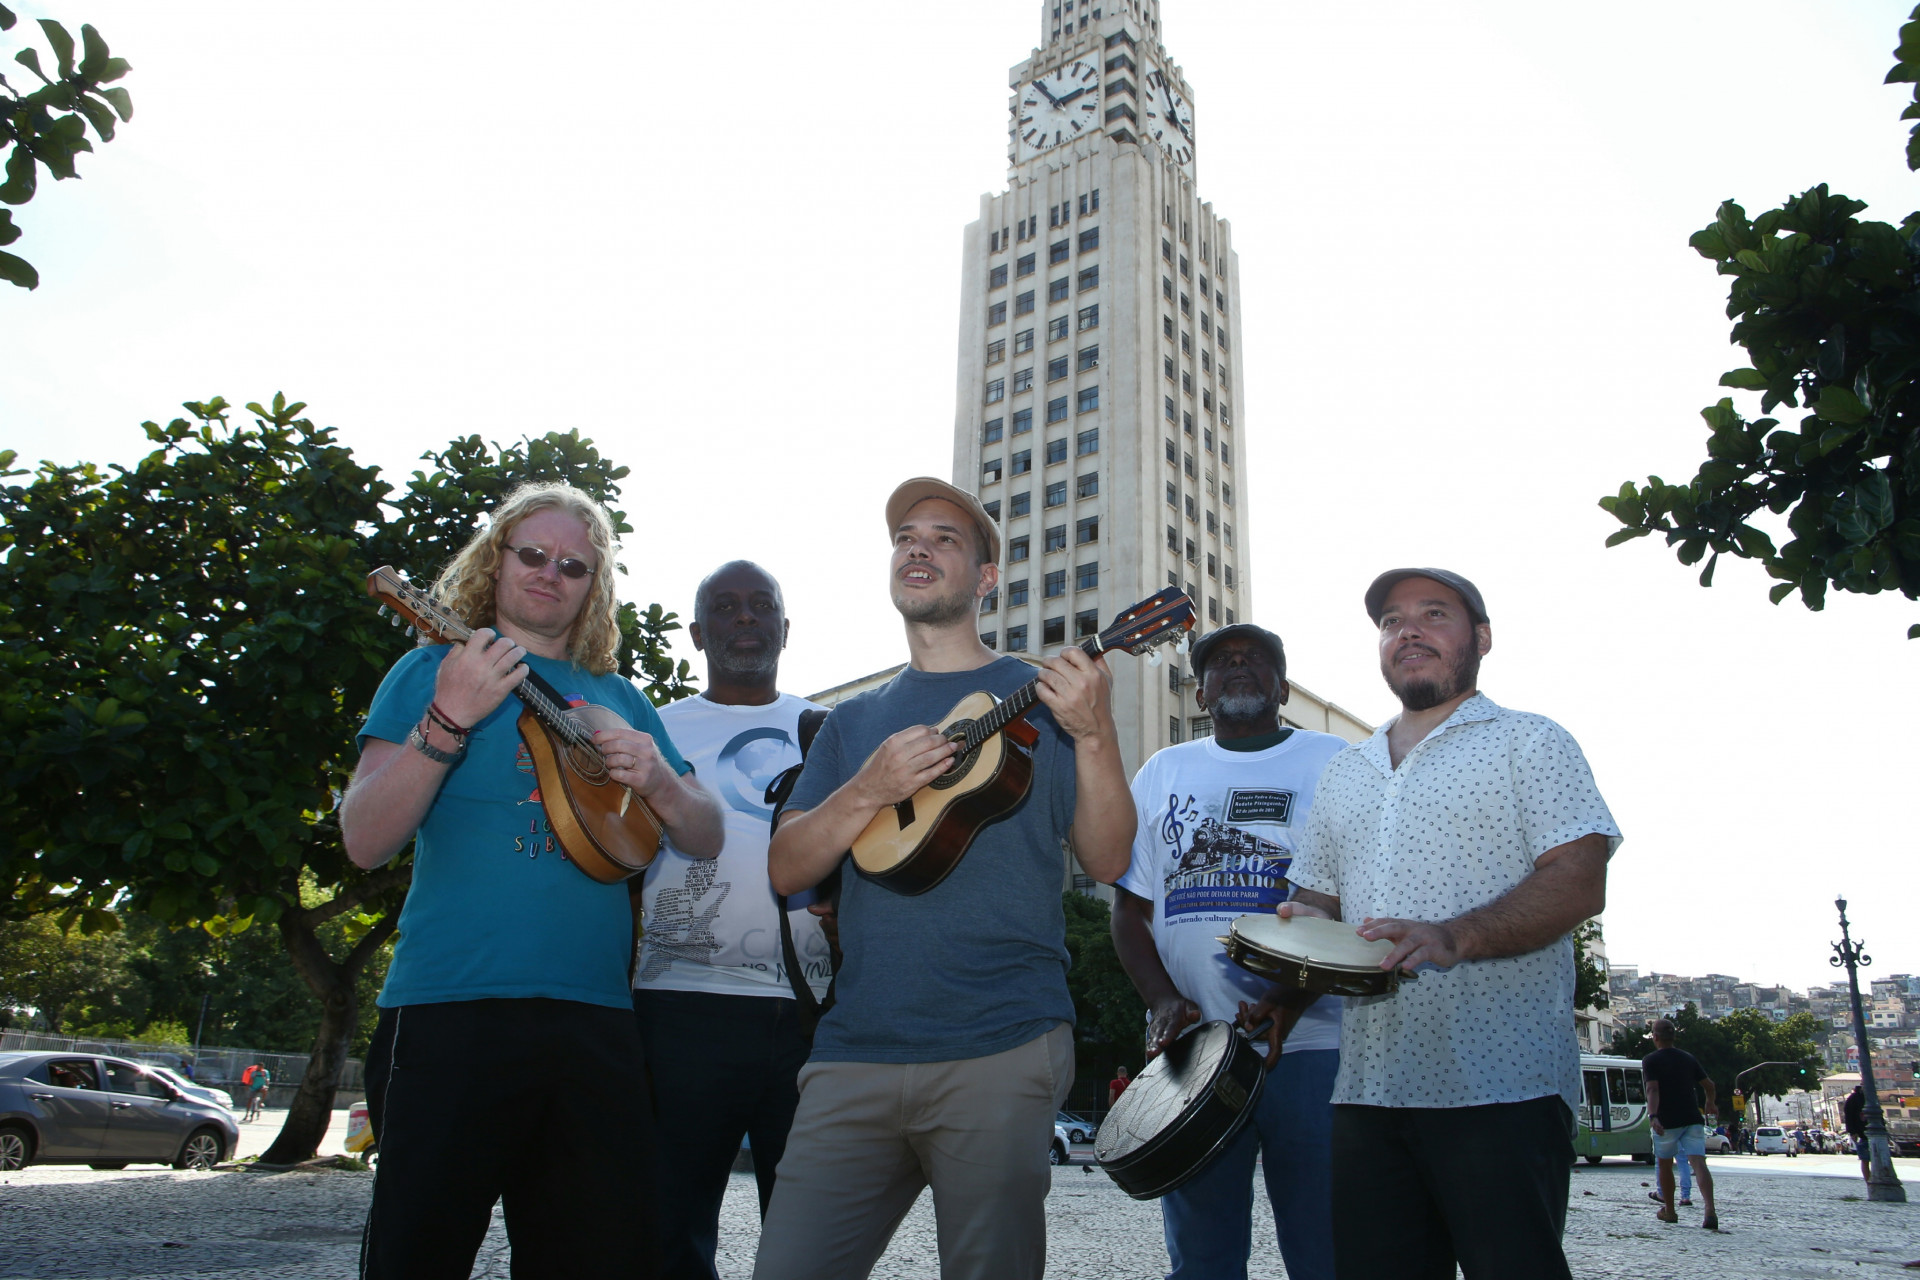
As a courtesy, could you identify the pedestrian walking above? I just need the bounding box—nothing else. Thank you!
[1642,1017,1719,1230]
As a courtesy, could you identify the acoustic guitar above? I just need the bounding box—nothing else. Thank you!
[850,590,1195,895]
[366,566,664,885]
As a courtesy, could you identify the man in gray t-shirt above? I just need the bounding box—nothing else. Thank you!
[752,477,1135,1280]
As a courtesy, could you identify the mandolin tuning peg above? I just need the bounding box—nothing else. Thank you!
[405,626,416,638]
[1146,650,1163,668]
[1175,634,1191,656]
[377,605,389,617]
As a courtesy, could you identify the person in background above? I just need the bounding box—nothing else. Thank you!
[1642,1017,1719,1230]
[1109,1064,1131,1109]
[1107,622,1346,1280]
[633,560,830,1280]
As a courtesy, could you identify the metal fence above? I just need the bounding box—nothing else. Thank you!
[0,1029,364,1108]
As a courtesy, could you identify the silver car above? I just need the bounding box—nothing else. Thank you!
[0,1050,239,1171]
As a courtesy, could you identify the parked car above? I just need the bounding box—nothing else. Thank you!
[1056,1111,1093,1144]
[1049,1123,1072,1166]
[1752,1126,1789,1155]
[0,1051,239,1172]
[143,1065,238,1117]
[1701,1128,1732,1154]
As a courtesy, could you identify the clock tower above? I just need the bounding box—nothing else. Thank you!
[953,0,1250,789]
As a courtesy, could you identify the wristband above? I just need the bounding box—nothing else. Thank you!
[409,724,466,765]
[427,701,472,738]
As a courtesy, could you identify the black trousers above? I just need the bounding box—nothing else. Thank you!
[359,998,659,1280]
[1331,1096,1573,1280]
[631,987,812,1280]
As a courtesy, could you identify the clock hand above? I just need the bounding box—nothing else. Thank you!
[1054,86,1089,107]
[1032,79,1062,107]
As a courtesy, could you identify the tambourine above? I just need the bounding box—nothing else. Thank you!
[1094,1019,1268,1200]
[1220,912,1409,998]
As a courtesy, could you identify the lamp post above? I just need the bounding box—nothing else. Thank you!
[1831,896,1906,1202]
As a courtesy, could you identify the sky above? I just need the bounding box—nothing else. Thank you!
[5,1,1918,994]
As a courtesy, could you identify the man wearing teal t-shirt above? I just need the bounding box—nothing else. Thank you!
[342,482,722,1280]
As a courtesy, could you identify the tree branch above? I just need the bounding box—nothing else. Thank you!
[286,862,411,931]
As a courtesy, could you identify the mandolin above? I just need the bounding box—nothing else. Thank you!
[850,590,1195,895]
[366,566,664,885]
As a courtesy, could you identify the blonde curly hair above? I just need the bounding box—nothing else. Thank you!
[430,482,622,676]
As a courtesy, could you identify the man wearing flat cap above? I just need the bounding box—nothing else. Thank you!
[1103,622,1347,1280]
[1283,570,1621,1280]
[754,478,1134,1280]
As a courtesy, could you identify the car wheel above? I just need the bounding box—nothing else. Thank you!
[1072,1129,1089,1143]
[174,1127,224,1171]
[89,1162,129,1170]
[1049,1141,1067,1166]
[1584,1155,1602,1165]
[0,1124,32,1172]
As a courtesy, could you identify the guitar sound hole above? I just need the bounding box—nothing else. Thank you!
[928,719,982,791]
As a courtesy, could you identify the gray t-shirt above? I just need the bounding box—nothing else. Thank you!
[786,657,1078,1064]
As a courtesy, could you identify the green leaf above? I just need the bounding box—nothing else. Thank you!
[0,208,17,246]
[73,94,115,143]
[190,852,219,877]
[1698,553,1719,587]
[1718,368,1769,390]
[13,45,46,81]
[37,18,75,78]
[0,5,15,32]
[101,85,132,121]
[1908,623,1919,639]
[1604,528,1649,547]
[1814,385,1869,424]
[155,821,192,840]
[1770,582,1797,604]
[0,248,37,289]
[77,24,109,78]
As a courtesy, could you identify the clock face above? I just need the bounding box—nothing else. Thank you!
[1016,59,1101,159]
[1143,68,1194,169]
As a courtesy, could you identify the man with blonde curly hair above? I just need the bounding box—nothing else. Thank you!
[343,481,722,1279]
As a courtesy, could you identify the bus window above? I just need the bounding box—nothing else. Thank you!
[1624,1069,1645,1105]
[1608,1068,1627,1105]
[1584,1071,1607,1108]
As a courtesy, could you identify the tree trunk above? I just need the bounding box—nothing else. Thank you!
[259,910,398,1165]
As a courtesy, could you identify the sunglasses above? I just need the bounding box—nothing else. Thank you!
[503,544,596,580]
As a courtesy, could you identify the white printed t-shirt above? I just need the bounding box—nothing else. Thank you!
[634,692,832,1000]
[1288,693,1621,1114]
[1117,729,1350,1054]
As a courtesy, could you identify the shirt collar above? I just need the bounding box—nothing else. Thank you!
[1356,692,1502,775]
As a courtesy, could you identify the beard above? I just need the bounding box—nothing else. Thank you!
[1384,644,1480,711]
[891,574,976,627]
[1208,688,1281,725]
[707,636,779,682]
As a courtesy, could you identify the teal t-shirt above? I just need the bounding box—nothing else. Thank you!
[359,646,690,1011]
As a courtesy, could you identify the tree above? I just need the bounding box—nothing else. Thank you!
[0,395,694,1162]
[1599,10,1920,637]
[1609,1003,1823,1117]
[1572,919,1609,1015]
[0,5,133,289]
[1061,890,1148,1102]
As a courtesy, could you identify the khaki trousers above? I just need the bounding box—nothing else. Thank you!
[752,1021,1074,1280]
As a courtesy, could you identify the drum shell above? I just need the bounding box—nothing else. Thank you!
[1095,1021,1267,1200]
[1223,927,1402,998]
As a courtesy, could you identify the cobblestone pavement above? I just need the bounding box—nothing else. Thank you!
[4,1144,1915,1278]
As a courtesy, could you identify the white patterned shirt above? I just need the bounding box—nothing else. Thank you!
[1288,693,1620,1114]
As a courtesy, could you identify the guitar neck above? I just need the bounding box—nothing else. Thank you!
[410,602,594,753]
[958,636,1103,752]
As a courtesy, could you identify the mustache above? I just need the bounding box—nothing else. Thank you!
[1394,643,1440,662]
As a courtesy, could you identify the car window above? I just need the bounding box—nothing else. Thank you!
[46,1059,101,1090]
[103,1061,172,1098]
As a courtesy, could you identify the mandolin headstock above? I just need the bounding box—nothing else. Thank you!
[365,566,474,646]
[1098,590,1197,656]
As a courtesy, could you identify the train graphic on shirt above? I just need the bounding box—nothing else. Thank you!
[1159,795,1297,918]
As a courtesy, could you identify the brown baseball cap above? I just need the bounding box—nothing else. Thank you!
[885,477,1001,564]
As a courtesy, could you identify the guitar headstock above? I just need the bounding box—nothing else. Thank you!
[365,566,473,646]
[1098,590,1197,656]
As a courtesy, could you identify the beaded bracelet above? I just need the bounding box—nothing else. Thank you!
[427,701,471,739]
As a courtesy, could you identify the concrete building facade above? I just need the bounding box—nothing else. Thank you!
[950,0,1256,768]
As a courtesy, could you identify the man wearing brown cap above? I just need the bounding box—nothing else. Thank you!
[752,478,1134,1280]
[1283,569,1622,1280]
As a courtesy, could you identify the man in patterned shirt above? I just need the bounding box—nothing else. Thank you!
[1283,569,1621,1280]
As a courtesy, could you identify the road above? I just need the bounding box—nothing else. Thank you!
[3,1117,1915,1278]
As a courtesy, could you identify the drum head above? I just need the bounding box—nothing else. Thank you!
[1095,1022,1236,1164]
[1230,912,1393,972]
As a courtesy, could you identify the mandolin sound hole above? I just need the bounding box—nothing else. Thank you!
[560,710,611,785]
[928,719,983,791]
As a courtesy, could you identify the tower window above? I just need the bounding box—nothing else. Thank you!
[983,457,1002,483]
[1166,525,1178,551]
[1017,252,1036,277]
[1049,316,1071,341]
[1078,345,1099,371]
[1076,608,1100,639]
[1045,525,1068,552]
[1010,536,1030,562]
[1011,449,1032,475]
[1044,615,1066,645]
[988,302,1006,327]
[1077,304,1100,331]
[1007,624,1028,652]
[1016,290,1035,316]
[985,378,1005,404]
[1076,516,1099,544]
[983,417,1004,443]
[1077,386,1100,413]
[1050,239,1071,264]
[1048,356,1070,382]
[1078,227,1100,253]
[984,499,1001,522]
[989,264,1008,289]
[1078,266,1099,292]
[1045,480,1067,507]
[1014,328,1035,354]
[1077,472,1099,499]
[986,340,1005,366]
[1013,407,1033,434]
[981,630,997,648]
[1166,481,1177,508]
[1049,277,1070,303]
[1011,490,1032,516]
[1008,578,1030,606]
[1011,367,1033,394]
[1076,427,1100,454]
[1047,397,1069,424]
[1044,569,1066,598]
[1076,562,1099,590]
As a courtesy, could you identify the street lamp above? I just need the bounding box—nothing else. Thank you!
[1831,896,1906,1203]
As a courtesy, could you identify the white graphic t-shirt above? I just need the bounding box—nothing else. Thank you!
[634,693,832,999]
[1117,729,1350,1054]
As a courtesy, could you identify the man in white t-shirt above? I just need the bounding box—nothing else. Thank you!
[634,560,830,1280]
[1107,623,1346,1280]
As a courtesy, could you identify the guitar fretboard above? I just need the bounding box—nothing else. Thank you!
[952,636,1105,754]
